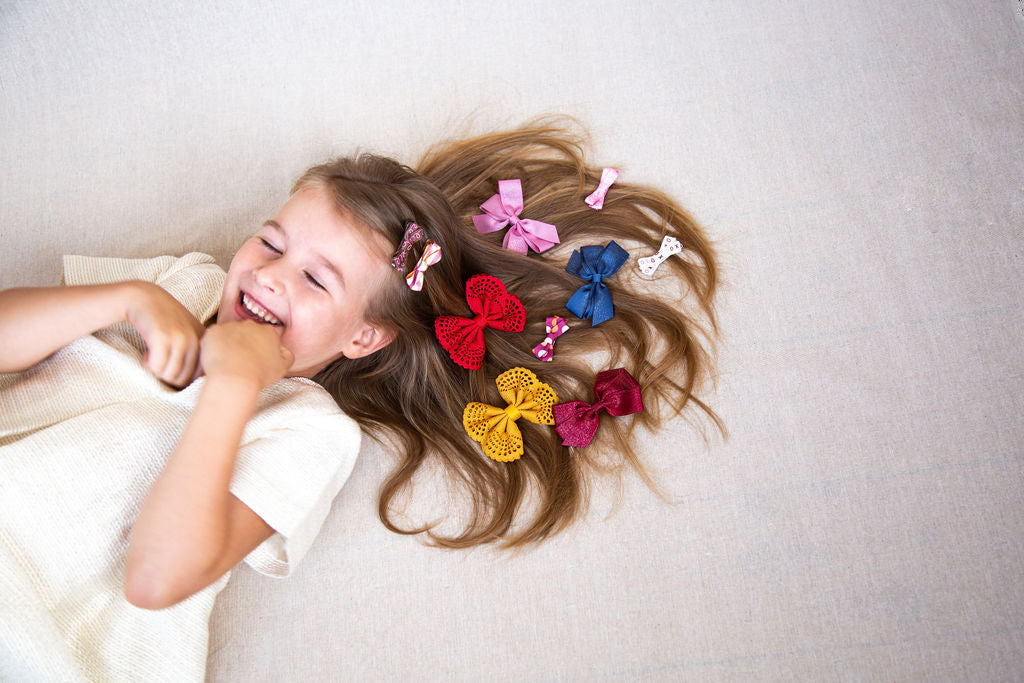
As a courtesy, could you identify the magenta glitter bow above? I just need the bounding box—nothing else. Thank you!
[552,368,644,447]
[391,222,425,271]
[532,316,570,362]
[637,235,683,276]
[584,167,619,210]
[406,240,442,291]
[472,179,560,255]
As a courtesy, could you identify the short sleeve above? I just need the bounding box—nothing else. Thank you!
[228,378,361,577]
[62,253,226,323]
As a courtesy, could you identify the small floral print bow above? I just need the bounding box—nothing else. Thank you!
[391,221,425,272]
[584,167,619,210]
[553,368,644,447]
[405,240,442,291]
[463,367,558,461]
[472,179,560,255]
[435,274,526,370]
[565,241,629,326]
[637,235,683,276]
[532,316,570,362]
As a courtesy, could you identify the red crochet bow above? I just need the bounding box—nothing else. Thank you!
[552,368,644,447]
[435,274,526,370]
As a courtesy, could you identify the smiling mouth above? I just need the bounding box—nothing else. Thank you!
[240,292,282,325]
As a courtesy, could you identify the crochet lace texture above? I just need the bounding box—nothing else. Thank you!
[435,274,526,370]
[463,367,558,461]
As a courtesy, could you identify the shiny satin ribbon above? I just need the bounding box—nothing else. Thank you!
[391,221,425,271]
[472,179,560,254]
[405,240,442,291]
[532,316,570,362]
[553,367,644,447]
[565,241,629,326]
[584,167,619,210]
[637,235,683,276]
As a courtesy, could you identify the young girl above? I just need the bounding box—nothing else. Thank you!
[0,120,720,680]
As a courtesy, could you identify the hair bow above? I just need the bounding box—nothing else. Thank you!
[472,179,560,255]
[463,367,558,461]
[584,167,619,210]
[553,368,643,447]
[637,235,682,276]
[564,241,629,326]
[391,221,425,271]
[405,240,442,291]
[435,274,526,370]
[532,316,570,362]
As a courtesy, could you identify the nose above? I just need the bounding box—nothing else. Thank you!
[253,262,285,295]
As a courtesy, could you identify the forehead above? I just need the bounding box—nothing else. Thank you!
[276,187,393,267]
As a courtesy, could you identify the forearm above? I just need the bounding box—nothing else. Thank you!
[0,282,138,372]
[124,375,262,608]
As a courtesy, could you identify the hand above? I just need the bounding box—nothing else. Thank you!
[199,320,294,391]
[124,282,206,388]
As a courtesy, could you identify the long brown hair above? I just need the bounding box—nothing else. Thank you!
[303,118,722,548]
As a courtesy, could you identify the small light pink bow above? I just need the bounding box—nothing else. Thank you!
[637,235,682,276]
[532,315,570,362]
[472,179,560,255]
[584,167,619,210]
[406,240,442,291]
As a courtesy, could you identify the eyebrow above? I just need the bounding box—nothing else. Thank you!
[263,219,345,288]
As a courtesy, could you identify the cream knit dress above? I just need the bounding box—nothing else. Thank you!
[0,253,361,681]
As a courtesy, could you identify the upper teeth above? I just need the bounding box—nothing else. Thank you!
[242,293,281,325]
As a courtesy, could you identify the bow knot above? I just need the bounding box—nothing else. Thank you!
[565,241,629,326]
[584,167,619,210]
[463,367,559,462]
[532,316,570,362]
[405,240,442,291]
[435,275,526,370]
[637,235,683,277]
[472,179,560,255]
[553,368,644,447]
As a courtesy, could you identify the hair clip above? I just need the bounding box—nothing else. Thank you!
[565,241,629,326]
[584,167,619,210]
[463,367,558,461]
[637,236,682,277]
[435,274,526,370]
[391,221,425,272]
[532,316,570,362]
[406,240,442,291]
[553,368,643,447]
[472,179,560,255]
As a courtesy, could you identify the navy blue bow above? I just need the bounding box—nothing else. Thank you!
[565,241,629,325]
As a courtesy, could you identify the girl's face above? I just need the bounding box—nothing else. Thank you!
[217,186,394,378]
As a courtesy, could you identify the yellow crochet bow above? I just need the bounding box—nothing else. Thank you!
[463,367,558,462]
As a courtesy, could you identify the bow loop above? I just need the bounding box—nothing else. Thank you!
[532,315,570,362]
[463,367,559,461]
[435,275,526,370]
[472,179,560,255]
[553,368,644,447]
[584,167,619,210]
[565,241,629,326]
[405,240,442,291]
[637,235,683,276]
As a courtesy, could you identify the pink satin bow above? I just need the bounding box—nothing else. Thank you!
[406,240,442,291]
[637,235,682,276]
[532,316,570,362]
[584,167,619,210]
[552,368,644,447]
[472,179,560,255]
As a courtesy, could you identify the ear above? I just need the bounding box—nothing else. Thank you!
[342,322,395,359]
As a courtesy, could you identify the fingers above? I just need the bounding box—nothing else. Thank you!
[144,330,202,388]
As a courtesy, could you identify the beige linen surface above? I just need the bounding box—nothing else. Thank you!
[1,1,1022,680]
[0,255,361,681]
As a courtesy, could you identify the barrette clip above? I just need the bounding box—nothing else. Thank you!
[637,235,682,277]
[565,241,629,326]
[406,240,442,291]
[463,367,558,461]
[391,221,425,272]
[584,167,619,210]
[553,368,643,447]
[435,275,526,370]
[472,179,560,255]
[532,316,570,362]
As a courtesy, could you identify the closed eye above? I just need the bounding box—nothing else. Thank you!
[259,237,282,254]
[305,271,326,291]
